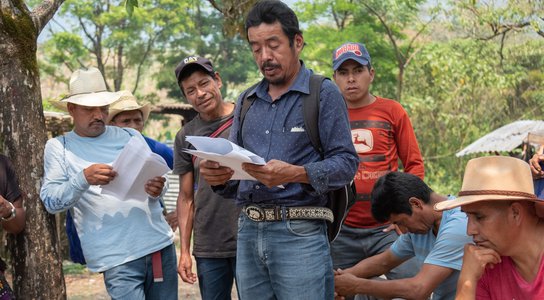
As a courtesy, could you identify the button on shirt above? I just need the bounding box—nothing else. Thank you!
[223,62,358,207]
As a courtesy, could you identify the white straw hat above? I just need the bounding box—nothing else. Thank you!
[55,67,121,109]
[107,90,151,123]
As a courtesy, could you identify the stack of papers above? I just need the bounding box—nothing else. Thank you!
[183,136,265,180]
[101,136,171,200]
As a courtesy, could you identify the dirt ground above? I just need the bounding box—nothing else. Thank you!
[65,270,204,299]
[65,242,238,299]
[65,268,238,299]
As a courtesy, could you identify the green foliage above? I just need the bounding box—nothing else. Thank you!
[41,0,194,92]
[296,0,432,100]
[124,0,139,17]
[404,38,544,194]
[153,2,257,102]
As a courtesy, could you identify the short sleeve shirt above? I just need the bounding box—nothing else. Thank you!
[390,207,471,300]
[173,112,240,258]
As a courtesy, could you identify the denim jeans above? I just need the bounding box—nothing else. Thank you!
[103,243,178,300]
[196,257,238,300]
[330,224,420,300]
[236,212,333,300]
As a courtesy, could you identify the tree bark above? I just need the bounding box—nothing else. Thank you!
[0,0,66,298]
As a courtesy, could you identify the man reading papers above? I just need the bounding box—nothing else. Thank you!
[40,67,177,299]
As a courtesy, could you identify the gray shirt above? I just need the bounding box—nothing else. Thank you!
[173,112,239,258]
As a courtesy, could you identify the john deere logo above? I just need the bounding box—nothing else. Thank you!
[352,129,373,153]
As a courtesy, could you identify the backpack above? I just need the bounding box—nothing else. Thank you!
[239,74,356,242]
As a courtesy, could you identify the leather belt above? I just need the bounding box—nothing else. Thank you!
[243,205,333,223]
[356,193,371,202]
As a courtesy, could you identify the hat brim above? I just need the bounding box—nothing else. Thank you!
[333,56,370,71]
[54,91,122,111]
[107,103,151,124]
[434,194,543,211]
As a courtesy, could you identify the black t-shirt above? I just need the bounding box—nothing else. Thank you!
[173,113,240,258]
[0,154,21,203]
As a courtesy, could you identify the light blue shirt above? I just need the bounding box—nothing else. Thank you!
[40,126,173,272]
[390,206,471,300]
[222,62,359,207]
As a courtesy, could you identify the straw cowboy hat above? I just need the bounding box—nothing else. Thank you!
[106,90,151,123]
[435,156,543,211]
[53,67,121,110]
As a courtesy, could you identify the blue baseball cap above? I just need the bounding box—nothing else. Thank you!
[332,42,371,71]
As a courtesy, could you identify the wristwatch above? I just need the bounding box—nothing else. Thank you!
[1,201,16,221]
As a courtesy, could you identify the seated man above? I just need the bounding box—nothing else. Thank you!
[435,156,544,299]
[334,172,472,300]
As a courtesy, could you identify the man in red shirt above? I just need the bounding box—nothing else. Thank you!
[435,156,544,299]
[331,41,425,299]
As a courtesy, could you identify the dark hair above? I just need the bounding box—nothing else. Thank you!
[371,172,433,223]
[177,64,216,96]
[245,0,302,47]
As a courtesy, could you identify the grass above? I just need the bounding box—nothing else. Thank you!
[63,261,88,275]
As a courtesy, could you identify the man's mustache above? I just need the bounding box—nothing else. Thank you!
[261,61,281,70]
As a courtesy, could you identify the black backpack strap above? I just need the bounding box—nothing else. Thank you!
[302,74,327,156]
[238,82,259,146]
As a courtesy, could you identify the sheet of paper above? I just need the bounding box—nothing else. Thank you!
[184,136,265,180]
[101,136,171,200]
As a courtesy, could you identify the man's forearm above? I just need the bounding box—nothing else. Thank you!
[347,251,401,279]
[179,202,194,253]
[41,171,88,213]
[354,278,428,300]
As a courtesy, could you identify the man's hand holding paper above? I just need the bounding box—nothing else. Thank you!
[199,160,235,186]
[242,160,308,188]
[101,136,171,200]
[84,163,117,185]
[183,136,265,181]
[145,176,166,198]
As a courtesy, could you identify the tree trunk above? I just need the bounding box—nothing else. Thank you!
[0,3,66,299]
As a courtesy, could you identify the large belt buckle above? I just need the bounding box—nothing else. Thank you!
[245,205,266,221]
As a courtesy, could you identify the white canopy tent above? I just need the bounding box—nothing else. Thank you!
[456,120,544,157]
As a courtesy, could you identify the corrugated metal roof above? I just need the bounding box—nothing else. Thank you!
[456,120,544,157]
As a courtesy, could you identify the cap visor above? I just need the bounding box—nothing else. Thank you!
[333,57,369,71]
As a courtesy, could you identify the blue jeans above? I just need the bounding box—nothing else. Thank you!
[196,257,238,300]
[330,224,420,300]
[236,213,333,300]
[103,243,178,300]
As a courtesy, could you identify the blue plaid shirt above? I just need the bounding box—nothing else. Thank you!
[221,62,358,207]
